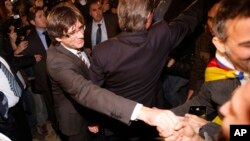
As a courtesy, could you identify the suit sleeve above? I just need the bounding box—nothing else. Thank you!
[47,55,137,124]
[171,83,215,116]
[150,0,205,54]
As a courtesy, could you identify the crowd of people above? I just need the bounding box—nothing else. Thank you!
[1,0,250,141]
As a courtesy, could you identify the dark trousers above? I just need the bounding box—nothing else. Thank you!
[0,102,32,141]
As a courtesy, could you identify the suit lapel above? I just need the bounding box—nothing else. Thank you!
[31,28,47,53]
[103,17,110,38]
[56,45,90,79]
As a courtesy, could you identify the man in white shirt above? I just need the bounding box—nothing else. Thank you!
[84,0,120,54]
[0,55,32,141]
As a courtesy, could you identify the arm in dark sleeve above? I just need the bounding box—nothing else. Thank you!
[199,122,221,141]
[47,55,137,124]
[12,56,36,71]
[171,83,215,116]
[0,91,8,119]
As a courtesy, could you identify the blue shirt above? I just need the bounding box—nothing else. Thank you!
[36,28,49,50]
[91,18,108,48]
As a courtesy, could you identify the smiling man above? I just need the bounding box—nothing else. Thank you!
[159,0,250,140]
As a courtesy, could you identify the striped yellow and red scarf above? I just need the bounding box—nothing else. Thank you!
[205,58,245,82]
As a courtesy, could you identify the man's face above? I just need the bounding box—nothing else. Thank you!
[219,83,250,140]
[57,20,85,50]
[223,17,250,73]
[89,2,103,22]
[31,10,47,28]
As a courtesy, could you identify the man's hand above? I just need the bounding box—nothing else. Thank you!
[88,125,99,134]
[184,114,208,133]
[158,117,204,141]
[34,54,42,63]
[137,107,179,136]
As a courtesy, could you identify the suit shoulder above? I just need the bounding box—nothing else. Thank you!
[204,79,240,95]
[47,46,57,60]
[95,37,119,49]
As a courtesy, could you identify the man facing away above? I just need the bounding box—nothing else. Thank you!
[89,0,205,140]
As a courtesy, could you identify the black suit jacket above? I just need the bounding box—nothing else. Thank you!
[46,45,137,135]
[84,14,120,49]
[90,0,204,107]
[22,27,50,93]
[89,1,204,137]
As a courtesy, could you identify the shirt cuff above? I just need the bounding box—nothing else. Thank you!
[130,103,143,121]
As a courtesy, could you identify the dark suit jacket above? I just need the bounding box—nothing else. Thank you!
[90,0,204,107]
[84,14,120,49]
[172,79,240,140]
[22,27,51,93]
[89,1,204,137]
[46,45,137,135]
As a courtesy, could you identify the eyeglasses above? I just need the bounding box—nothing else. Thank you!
[65,25,86,38]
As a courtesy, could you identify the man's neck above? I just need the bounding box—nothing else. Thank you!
[36,27,46,32]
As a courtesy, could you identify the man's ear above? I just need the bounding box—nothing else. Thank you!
[145,12,153,29]
[55,37,61,42]
[212,36,226,54]
[30,20,35,26]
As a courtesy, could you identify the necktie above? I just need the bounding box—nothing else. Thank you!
[77,50,83,60]
[96,24,102,45]
[77,51,90,68]
[0,62,22,97]
[43,31,51,47]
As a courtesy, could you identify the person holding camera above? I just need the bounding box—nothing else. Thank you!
[8,25,29,55]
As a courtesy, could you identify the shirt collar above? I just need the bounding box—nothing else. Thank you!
[36,28,46,35]
[215,51,235,70]
[63,46,79,56]
[93,18,104,26]
[216,51,250,84]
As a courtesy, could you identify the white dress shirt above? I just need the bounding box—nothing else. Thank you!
[0,133,11,141]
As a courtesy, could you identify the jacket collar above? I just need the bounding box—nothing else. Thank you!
[55,45,89,78]
[116,30,148,46]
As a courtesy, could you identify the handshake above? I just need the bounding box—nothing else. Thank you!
[137,107,205,141]
[89,107,206,141]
